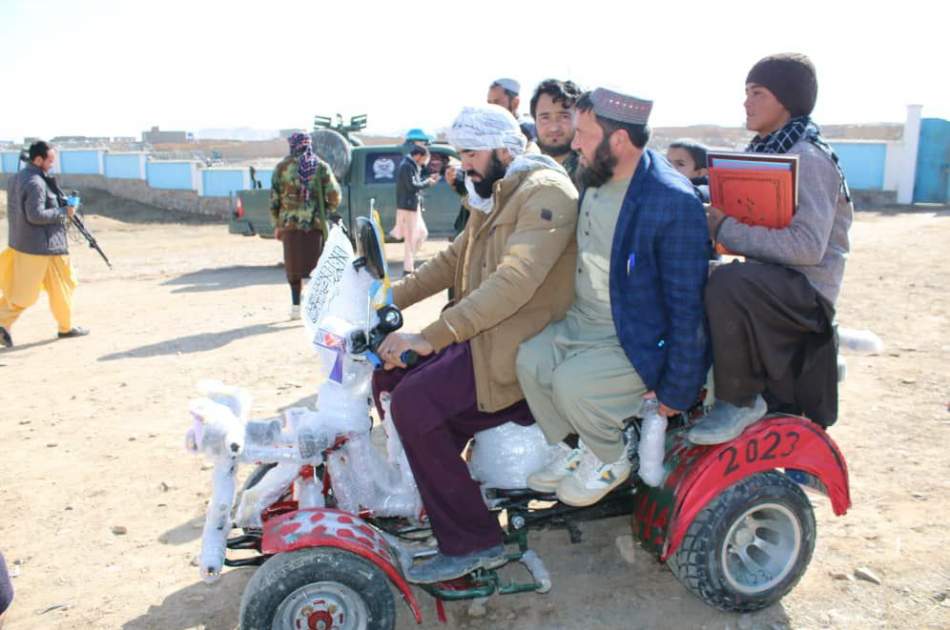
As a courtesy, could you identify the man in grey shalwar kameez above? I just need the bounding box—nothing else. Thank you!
[517,88,710,507]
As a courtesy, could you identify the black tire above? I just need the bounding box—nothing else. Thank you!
[239,547,396,630]
[667,471,816,613]
[312,128,352,182]
[242,463,278,494]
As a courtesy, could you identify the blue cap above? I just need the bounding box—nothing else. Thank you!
[405,128,432,143]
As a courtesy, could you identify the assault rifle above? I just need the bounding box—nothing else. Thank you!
[68,204,112,269]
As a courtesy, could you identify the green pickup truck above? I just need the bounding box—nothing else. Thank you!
[230,139,461,239]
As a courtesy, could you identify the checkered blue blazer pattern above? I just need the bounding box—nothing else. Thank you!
[606,149,711,412]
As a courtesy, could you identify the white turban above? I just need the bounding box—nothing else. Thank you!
[447,104,526,157]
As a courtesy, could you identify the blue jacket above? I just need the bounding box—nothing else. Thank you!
[607,149,710,411]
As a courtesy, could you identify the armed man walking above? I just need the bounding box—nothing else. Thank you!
[271,132,342,320]
[0,141,88,347]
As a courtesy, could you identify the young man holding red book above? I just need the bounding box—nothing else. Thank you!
[689,53,854,444]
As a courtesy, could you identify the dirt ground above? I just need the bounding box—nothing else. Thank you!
[0,189,948,630]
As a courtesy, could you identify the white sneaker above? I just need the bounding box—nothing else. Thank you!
[556,446,631,507]
[289,305,300,320]
[527,443,583,493]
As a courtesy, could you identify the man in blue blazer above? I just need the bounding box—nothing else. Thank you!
[517,88,710,505]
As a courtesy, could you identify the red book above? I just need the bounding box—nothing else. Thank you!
[709,168,794,228]
[707,152,799,255]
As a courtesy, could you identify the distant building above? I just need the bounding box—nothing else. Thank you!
[112,136,138,143]
[51,135,110,146]
[142,126,190,144]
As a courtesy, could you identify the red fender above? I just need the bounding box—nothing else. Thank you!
[659,415,850,562]
[262,508,422,624]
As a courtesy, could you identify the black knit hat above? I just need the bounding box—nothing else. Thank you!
[746,53,818,118]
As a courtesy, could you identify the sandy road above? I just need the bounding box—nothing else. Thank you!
[0,193,948,629]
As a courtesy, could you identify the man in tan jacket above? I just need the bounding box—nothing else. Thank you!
[373,104,578,583]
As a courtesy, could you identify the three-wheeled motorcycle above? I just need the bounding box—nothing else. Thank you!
[186,215,850,630]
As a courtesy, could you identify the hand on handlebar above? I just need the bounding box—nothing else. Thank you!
[377,332,434,370]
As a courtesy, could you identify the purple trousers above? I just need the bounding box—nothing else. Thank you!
[372,342,533,556]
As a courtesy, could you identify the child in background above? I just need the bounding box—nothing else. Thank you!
[667,139,710,201]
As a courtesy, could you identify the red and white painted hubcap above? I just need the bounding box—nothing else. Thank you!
[273,581,368,630]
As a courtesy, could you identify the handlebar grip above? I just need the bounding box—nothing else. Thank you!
[400,350,419,367]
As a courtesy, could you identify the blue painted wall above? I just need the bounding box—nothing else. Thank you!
[105,153,144,179]
[0,152,21,173]
[913,118,950,203]
[147,161,195,190]
[59,150,103,175]
[202,169,245,197]
[254,168,273,189]
[829,142,886,190]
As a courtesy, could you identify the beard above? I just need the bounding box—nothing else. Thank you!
[537,137,573,158]
[577,136,617,189]
[467,152,508,199]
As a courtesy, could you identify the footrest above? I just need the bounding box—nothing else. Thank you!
[486,487,554,500]
[421,551,550,601]
[226,533,262,551]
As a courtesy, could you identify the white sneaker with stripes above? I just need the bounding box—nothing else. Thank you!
[527,443,583,493]
[556,445,631,507]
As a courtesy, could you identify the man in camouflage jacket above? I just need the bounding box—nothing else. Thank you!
[271,132,342,319]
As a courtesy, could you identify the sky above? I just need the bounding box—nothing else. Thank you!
[0,0,946,142]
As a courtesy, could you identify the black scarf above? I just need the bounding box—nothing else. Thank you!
[19,153,68,206]
[747,116,851,203]
[42,171,68,206]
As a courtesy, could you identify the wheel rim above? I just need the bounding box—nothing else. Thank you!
[272,581,370,630]
[720,502,802,595]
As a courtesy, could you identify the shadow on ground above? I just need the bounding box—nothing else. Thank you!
[122,569,252,630]
[98,322,288,361]
[162,265,285,293]
[158,515,206,546]
[76,188,224,225]
[276,391,319,412]
[125,515,794,629]
[0,336,59,354]
[857,205,950,217]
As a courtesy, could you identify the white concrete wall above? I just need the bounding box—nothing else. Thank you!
[192,163,202,196]
[882,140,903,192]
[896,105,922,204]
